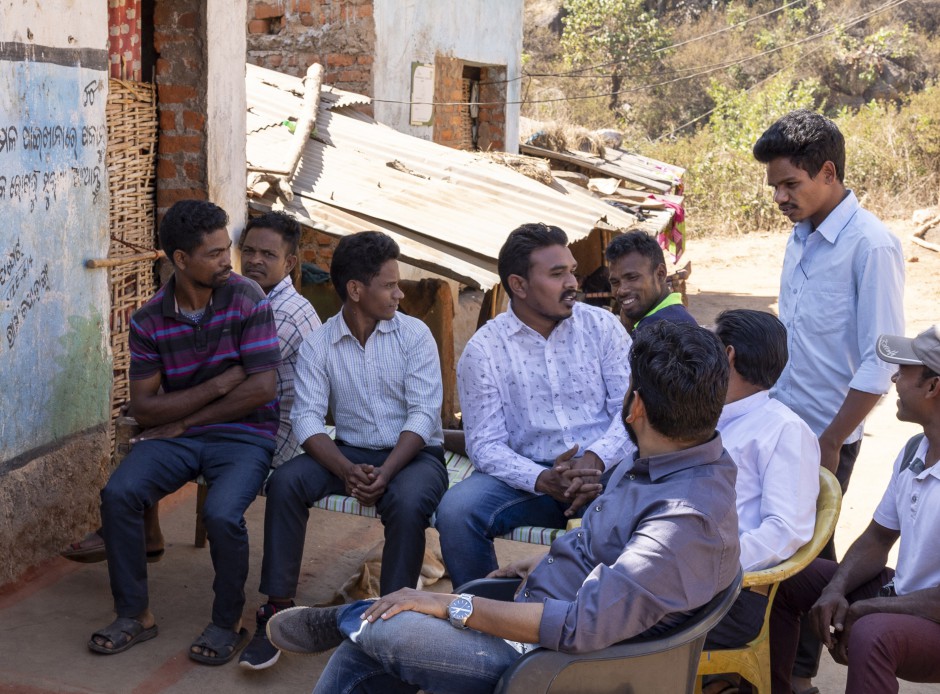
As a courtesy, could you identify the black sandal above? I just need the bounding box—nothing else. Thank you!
[189,623,249,665]
[88,616,158,654]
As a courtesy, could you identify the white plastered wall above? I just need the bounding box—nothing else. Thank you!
[373,0,523,153]
[207,0,248,250]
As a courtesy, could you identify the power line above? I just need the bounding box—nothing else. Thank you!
[370,0,910,108]
[653,42,829,141]
[483,0,807,85]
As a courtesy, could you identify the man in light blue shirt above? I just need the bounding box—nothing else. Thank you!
[753,109,905,694]
[241,231,448,671]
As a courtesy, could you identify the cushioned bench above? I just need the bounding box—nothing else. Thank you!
[310,443,568,546]
[113,418,567,550]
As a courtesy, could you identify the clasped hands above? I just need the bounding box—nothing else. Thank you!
[342,463,388,506]
[535,444,604,517]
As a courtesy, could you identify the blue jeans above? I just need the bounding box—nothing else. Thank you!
[100,432,272,628]
[435,470,571,588]
[314,602,523,694]
[260,444,448,598]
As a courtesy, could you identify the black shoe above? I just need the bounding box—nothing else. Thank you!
[239,603,287,670]
[265,605,344,655]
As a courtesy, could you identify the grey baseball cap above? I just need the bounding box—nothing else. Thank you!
[876,325,940,374]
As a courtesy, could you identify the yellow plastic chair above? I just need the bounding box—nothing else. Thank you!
[696,467,842,694]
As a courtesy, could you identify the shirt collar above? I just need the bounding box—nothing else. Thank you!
[329,308,400,344]
[794,190,859,245]
[643,292,684,319]
[718,390,769,428]
[504,301,575,338]
[161,273,226,320]
[628,432,726,482]
[266,275,294,301]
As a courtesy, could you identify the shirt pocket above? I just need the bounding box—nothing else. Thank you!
[799,281,852,335]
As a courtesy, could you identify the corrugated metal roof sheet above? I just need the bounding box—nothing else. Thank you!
[519,143,685,194]
[245,63,674,290]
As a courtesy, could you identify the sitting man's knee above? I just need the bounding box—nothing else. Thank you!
[435,487,474,528]
[847,613,899,661]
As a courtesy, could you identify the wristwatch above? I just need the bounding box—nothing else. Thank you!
[448,593,474,629]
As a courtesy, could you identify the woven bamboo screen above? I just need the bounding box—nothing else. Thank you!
[105,79,158,453]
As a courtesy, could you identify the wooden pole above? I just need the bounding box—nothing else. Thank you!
[85,250,165,268]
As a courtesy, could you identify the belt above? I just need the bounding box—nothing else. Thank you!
[743,584,772,597]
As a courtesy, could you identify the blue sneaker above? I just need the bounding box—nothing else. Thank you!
[238,603,288,670]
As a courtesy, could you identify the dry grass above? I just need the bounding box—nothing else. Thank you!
[484,151,556,185]
[521,0,940,234]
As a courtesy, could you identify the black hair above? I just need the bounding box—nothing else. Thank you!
[605,230,665,271]
[921,366,940,384]
[753,109,846,182]
[159,199,229,263]
[715,309,788,390]
[498,223,568,300]
[244,211,302,255]
[628,321,728,442]
[330,231,400,302]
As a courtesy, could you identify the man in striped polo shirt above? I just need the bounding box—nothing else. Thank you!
[88,200,282,666]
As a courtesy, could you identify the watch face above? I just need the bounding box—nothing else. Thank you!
[449,596,473,625]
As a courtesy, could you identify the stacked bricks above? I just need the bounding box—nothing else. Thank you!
[477,66,507,152]
[432,56,467,150]
[108,0,142,81]
[433,58,506,152]
[301,226,339,271]
[153,0,208,217]
[247,0,375,98]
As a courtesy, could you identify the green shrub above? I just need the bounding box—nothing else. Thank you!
[643,79,940,236]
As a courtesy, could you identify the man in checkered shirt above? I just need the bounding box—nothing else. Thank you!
[239,211,322,467]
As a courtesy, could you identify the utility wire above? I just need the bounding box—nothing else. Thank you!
[653,42,829,141]
[371,0,909,108]
[510,0,807,83]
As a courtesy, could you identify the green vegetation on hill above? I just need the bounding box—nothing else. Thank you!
[522,0,940,232]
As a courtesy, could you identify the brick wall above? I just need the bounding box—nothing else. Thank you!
[152,0,208,216]
[301,225,338,270]
[433,57,507,152]
[477,66,506,152]
[432,56,466,149]
[247,0,375,97]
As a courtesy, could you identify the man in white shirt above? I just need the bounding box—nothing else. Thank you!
[702,310,819,694]
[769,325,940,694]
[436,223,633,588]
[241,231,449,671]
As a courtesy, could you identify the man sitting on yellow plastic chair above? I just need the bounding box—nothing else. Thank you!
[702,310,820,694]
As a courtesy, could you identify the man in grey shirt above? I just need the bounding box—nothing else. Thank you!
[263,321,741,693]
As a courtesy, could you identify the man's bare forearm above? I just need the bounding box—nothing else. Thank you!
[819,388,881,473]
[825,521,897,597]
[179,370,276,430]
[379,431,426,481]
[466,597,544,644]
[130,367,246,427]
[302,432,356,478]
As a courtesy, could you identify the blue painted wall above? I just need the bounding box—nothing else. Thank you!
[0,42,111,464]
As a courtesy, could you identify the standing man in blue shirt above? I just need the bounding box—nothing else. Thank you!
[753,109,905,694]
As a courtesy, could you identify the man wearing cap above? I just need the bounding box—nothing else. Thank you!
[768,326,940,694]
